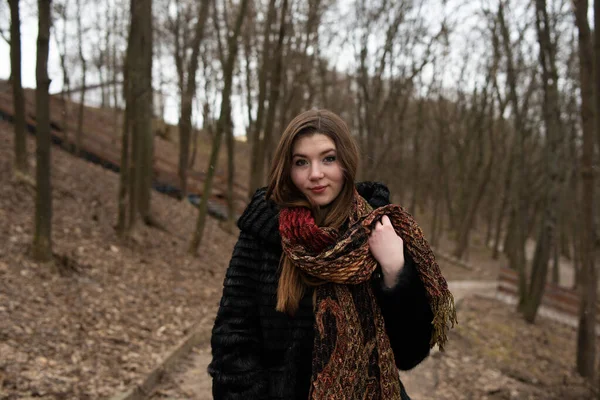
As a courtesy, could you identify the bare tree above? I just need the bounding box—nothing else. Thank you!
[189,0,250,254]
[452,83,496,259]
[0,3,9,45]
[75,0,87,155]
[116,0,153,235]
[254,0,289,189]
[213,0,238,229]
[168,0,210,199]
[8,0,27,176]
[520,0,568,322]
[430,92,449,247]
[241,7,256,144]
[497,1,530,306]
[409,95,426,216]
[53,0,72,148]
[573,0,597,380]
[487,21,512,259]
[248,0,277,197]
[32,0,53,262]
[111,0,122,110]
[210,0,236,229]
[597,0,600,156]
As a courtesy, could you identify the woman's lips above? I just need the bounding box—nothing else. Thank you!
[310,186,327,194]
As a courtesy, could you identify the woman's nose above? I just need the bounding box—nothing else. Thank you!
[309,164,324,180]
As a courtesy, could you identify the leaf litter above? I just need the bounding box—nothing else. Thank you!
[0,120,235,399]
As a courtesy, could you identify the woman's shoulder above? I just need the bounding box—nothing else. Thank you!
[356,181,391,208]
[237,187,281,245]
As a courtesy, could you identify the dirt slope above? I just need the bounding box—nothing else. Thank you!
[0,120,234,399]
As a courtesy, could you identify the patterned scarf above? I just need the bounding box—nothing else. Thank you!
[279,190,457,399]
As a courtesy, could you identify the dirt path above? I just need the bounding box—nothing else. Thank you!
[151,344,213,399]
[151,280,498,400]
[400,281,497,400]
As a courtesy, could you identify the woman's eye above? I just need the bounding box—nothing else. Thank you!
[294,159,308,167]
[324,156,336,163]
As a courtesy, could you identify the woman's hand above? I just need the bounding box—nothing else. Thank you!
[368,215,405,288]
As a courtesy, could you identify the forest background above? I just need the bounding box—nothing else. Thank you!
[1,0,600,398]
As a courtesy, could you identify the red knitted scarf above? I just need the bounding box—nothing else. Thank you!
[279,191,456,399]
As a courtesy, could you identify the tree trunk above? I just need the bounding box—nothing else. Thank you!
[409,99,424,215]
[454,155,493,259]
[572,206,582,289]
[226,114,235,227]
[430,191,440,248]
[551,237,559,285]
[124,6,137,232]
[177,0,210,199]
[485,196,494,247]
[32,0,53,263]
[116,119,130,235]
[211,0,236,229]
[134,0,153,222]
[248,0,277,197]
[189,0,249,254]
[52,0,71,148]
[358,45,373,176]
[597,0,600,156]
[76,0,87,156]
[8,0,27,176]
[522,0,566,323]
[119,0,153,234]
[443,166,455,233]
[116,83,131,236]
[491,174,509,260]
[503,211,515,261]
[574,0,596,379]
[102,1,111,108]
[454,91,494,259]
[243,30,254,144]
[177,81,193,200]
[58,58,70,147]
[552,186,569,285]
[256,0,289,189]
[497,2,528,307]
[490,96,509,258]
[112,4,119,110]
[431,97,447,248]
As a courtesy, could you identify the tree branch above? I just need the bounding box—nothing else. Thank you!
[0,28,9,45]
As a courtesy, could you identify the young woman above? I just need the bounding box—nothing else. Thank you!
[208,109,456,399]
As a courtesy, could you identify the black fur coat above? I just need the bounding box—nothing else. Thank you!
[208,182,434,399]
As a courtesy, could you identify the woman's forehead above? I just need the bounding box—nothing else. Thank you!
[292,134,336,155]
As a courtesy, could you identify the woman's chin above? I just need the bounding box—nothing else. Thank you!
[314,196,337,209]
[309,196,331,207]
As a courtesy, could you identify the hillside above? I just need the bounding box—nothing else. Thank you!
[0,80,251,216]
[0,118,237,398]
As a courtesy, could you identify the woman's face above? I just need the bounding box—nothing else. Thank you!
[290,133,344,207]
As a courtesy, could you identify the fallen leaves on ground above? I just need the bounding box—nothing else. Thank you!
[404,296,595,400]
[0,121,235,399]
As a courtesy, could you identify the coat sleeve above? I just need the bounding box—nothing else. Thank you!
[372,245,434,370]
[208,231,267,399]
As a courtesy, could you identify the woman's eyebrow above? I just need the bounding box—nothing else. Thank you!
[292,148,336,158]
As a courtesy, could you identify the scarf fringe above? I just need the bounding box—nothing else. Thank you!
[430,293,458,351]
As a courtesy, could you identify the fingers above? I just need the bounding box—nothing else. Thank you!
[374,215,391,231]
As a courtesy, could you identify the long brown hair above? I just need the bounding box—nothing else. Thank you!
[265,109,360,315]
